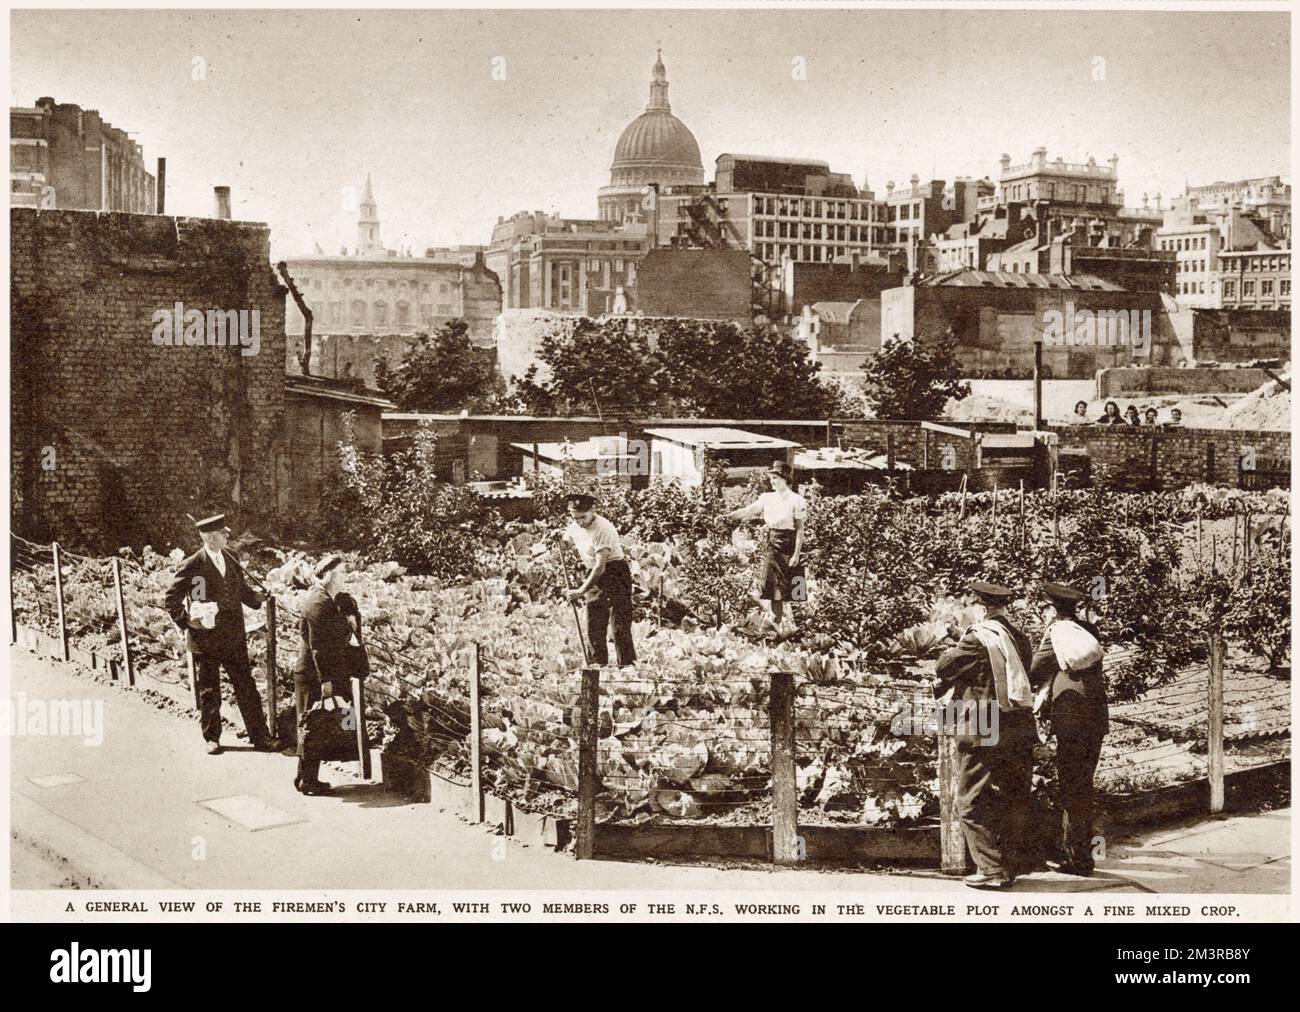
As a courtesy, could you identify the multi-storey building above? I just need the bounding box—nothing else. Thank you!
[284,181,502,381]
[485,211,649,316]
[1184,176,1290,240]
[982,148,1163,247]
[885,175,989,270]
[1158,202,1288,308]
[656,154,891,267]
[1217,246,1291,311]
[10,97,155,212]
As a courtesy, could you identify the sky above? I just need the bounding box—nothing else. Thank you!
[10,7,1291,259]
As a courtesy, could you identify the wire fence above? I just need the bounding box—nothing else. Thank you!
[7,532,1291,852]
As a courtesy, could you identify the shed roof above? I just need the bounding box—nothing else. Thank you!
[643,427,800,450]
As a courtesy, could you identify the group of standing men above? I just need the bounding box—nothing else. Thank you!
[163,513,368,796]
[935,579,1109,889]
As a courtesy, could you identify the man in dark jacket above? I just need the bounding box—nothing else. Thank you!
[163,513,277,755]
[292,556,365,794]
[934,580,1036,890]
[1030,581,1109,876]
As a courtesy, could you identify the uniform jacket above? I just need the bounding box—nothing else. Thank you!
[934,614,1037,749]
[293,587,366,689]
[164,548,261,662]
[1029,617,1109,734]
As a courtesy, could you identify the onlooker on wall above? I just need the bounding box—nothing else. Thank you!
[1124,405,1141,427]
[1097,401,1124,425]
[1073,400,1089,421]
[1166,408,1184,427]
[1143,407,1160,426]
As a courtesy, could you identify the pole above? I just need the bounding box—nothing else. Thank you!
[959,473,969,520]
[1207,631,1225,814]
[1033,339,1044,431]
[8,545,16,645]
[575,666,600,860]
[264,596,278,739]
[1019,479,1026,550]
[769,671,799,864]
[51,543,69,662]
[468,643,484,822]
[351,675,371,780]
[110,558,134,686]
[991,479,999,524]
[938,729,966,875]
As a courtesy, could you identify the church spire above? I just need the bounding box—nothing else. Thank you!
[358,173,381,254]
[647,48,671,113]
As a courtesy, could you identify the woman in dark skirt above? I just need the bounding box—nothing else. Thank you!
[721,460,808,632]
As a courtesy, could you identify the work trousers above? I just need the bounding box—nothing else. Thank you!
[587,559,636,667]
[1052,702,1106,872]
[957,733,1034,878]
[194,654,270,746]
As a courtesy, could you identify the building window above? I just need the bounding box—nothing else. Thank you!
[351,300,366,327]
[1223,280,1235,298]
[421,304,434,324]
[397,301,410,326]
[374,302,388,326]
[1262,280,1273,296]
[1281,279,1290,296]
[1243,281,1255,296]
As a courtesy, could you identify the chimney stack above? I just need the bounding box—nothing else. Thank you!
[213,185,231,219]
[156,157,166,214]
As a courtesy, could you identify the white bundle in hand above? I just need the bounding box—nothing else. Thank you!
[1049,620,1103,672]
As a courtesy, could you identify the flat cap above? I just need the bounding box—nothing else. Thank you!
[194,513,229,533]
[968,580,1016,604]
[314,555,343,579]
[1040,581,1086,605]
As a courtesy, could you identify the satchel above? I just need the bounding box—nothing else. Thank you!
[301,695,359,763]
[1049,621,1103,672]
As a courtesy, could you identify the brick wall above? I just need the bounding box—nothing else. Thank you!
[1052,424,1291,488]
[636,249,752,323]
[11,207,287,550]
[1096,366,1274,398]
[836,419,1019,469]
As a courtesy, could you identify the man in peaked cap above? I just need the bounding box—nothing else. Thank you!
[164,513,278,755]
[934,580,1036,890]
[1030,580,1108,877]
[562,492,636,668]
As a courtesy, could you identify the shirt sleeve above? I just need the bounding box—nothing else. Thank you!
[588,519,619,557]
[792,493,808,522]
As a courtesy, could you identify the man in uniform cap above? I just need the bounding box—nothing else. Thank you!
[1031,581,1108,876]
[164,513,278,755]
[934,580,1036,889]
[562,493,636,668]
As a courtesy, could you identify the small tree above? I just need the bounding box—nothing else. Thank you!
[375,319,506,412]
[860,330,970,420]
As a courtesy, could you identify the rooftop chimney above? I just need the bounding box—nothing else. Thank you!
[156,157,166,214]
[213,186,231,219]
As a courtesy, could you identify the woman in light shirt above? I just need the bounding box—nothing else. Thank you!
[721,460,807,632]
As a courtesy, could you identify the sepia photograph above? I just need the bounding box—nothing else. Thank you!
[3,1,1294,943]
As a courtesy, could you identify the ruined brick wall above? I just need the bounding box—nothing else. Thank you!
[1096,366,1274,398]
[10,207,287,551]
[1052,424,1290,488]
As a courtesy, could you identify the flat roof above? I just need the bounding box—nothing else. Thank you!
[643,427,801,449]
